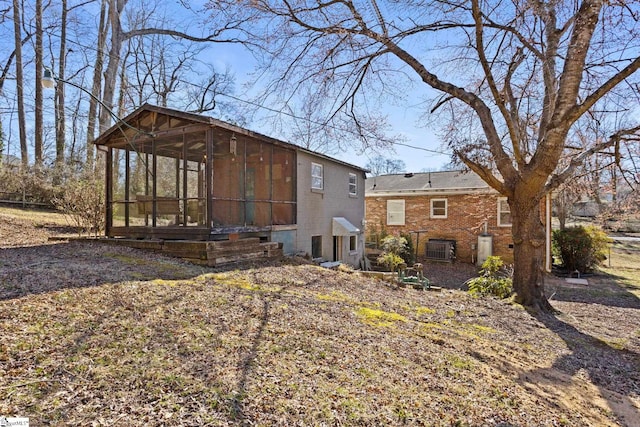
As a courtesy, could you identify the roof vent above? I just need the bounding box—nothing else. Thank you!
[404,173,414,178]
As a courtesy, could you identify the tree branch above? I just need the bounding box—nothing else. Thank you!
[472,0,523,168]
[546,125,640,192]
[565,56,640,124]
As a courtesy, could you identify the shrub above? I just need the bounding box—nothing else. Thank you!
[376,235,411,271]
[376,252,405,272]
[467,256,513,299]
[52,172,105,236]
[367,222,389,248]
[552,225,611,274]
[380,235,407,256]
[399,232,415,265]
[0,165,60,205]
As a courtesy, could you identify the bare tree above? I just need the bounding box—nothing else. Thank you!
[34,0,44,167]
[365,155,406,176]
[54,0,68,169]
[184,64,235,116]
[205,0,640,311]
[12,0,28,166]
[84,0,240,165]
[85,0,109,167]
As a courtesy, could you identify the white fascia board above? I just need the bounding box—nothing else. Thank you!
[365,188,496,197]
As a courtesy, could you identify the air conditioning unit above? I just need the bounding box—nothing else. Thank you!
[425,239,456,262]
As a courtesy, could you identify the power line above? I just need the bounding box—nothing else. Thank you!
[172,77,451,156]
[12,12,452,158]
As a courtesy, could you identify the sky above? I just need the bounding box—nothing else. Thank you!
[205,40,452,173]
[191,36,445,172]
[0,1,453,173]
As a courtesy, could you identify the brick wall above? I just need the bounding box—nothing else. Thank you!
[365,192,515,264]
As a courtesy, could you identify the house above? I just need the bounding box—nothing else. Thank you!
[365,170,521,265]
[93,104,366,267]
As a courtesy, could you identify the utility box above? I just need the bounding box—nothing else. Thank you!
[477,235,493,266]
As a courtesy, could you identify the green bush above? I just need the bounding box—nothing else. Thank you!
[467,256,513,299]
[380,235,407,256]
[376,252,405,272]
[399,232,416,265]
[552,225,611,273]
[377,235,413,271]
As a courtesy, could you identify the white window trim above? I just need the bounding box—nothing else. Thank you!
[348,173,357,196]
[497,197,512,227]
[387,199,405,226]
[349,234,358,254]
[430,198,448,219]
[311,162,324,190]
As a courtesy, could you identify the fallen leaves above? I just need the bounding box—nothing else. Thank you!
[1,209,639,426]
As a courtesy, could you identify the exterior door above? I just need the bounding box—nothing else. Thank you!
[333,236,343,262]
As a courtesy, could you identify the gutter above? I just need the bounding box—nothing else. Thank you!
[364,188,496,197]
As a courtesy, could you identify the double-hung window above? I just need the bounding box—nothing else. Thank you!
[430,199,447,218]
[498,197,512,226]
[348,173,357,196]
[311,163,324,190]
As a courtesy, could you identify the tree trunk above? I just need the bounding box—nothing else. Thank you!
[55,0,68,169]
[100,0,127,133]
[13,0,28,167]
[86,0,109,167]
[34,0,44,167]
[510,194,554,312]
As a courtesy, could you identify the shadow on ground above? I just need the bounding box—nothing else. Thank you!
[0,240,209,300]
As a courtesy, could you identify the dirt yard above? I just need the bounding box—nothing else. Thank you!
[1,207,639,426]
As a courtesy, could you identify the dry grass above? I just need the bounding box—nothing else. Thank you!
[600,241,640,298]
[0,206,69,226]
[1,209,639,426]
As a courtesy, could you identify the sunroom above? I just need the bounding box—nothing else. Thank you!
[94,104,297,241]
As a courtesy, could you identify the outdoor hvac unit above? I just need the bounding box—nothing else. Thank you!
[425,239,456,262]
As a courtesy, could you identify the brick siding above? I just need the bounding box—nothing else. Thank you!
[365,192,515,264]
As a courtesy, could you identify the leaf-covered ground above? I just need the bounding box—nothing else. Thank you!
[1,209,639,426]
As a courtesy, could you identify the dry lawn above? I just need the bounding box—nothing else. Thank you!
[1,208,639,426]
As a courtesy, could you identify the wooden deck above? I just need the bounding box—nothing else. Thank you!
[99,237,284,266]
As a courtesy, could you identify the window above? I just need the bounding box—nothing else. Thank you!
[430,199,447,218]
[349,235,357,252]
[311,162,324,190]
[312,235,322,258]
[348,173,357,196]
[498,197,512,226]
[387,199,405,225]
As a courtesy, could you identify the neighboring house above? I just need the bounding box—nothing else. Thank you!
[94,104,366,267]
[365,171,521,265]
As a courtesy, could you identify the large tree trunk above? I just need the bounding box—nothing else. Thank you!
[510,193,554,312]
